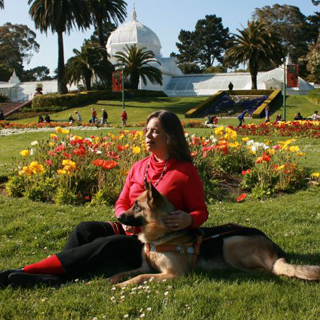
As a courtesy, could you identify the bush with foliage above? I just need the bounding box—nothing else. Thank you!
[6,126,312,205]
[0,93,9,102]
[31,90,167,110]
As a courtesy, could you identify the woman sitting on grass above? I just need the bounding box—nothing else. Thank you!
[0,110,208,287]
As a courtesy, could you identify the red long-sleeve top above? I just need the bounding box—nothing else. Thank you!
[115,154,208,234]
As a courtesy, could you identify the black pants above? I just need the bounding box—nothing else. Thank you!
[56,221,143,278]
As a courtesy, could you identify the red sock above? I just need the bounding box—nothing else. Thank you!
[23,255,65,275]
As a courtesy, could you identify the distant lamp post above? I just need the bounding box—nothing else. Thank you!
[282,57,287,122]
[115,65,126,110]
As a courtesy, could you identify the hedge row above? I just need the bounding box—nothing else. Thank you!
[31,90,167,109]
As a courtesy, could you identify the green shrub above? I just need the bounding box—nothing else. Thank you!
[308,89,320,105]
[6,175,25,197]
[0,93,9,102]
[31,90,167,110]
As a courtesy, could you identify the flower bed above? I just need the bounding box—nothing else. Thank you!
[5,126,317,205]
[234,120,320,138]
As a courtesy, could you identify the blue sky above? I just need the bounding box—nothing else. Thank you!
[0,0,317,75]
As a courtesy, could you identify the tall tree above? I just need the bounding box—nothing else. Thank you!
[0,23,40,77]
[312,0,320,5]
[114,45,162,90]
[252,4,310,76]
[176,30,198,64]
[88,0,126,47]
[224,21,284,89]
[176,15,230,69]
[21,66,52,81]
[194,15,230,68]
[65,40,113,90]
[0,0,4,9]
[28,0,92,94]
[89,20,117,45]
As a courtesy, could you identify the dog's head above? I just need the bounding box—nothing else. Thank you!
[118,181,175,242]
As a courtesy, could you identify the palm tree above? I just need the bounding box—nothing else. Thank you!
[88,0,127,47]
[224,21,284,89]
[114,45,162,90]
[28,0,92,94]
[65,40,113,90]
[0,0,4,9]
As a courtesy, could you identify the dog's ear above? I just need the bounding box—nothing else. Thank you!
[147,182,163,205]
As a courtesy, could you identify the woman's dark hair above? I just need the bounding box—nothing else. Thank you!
[146,110,192,163]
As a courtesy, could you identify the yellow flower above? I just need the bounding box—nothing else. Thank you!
[264,140,272,146]
[296,152,306,156]
[242,137,249,142]
[132,146,141,154]
[61,129,69,134]
[267,149,275,155]
[121,170,129,176]
[276,165,285,171]
[62,160,77,170]
[29,161,45,174]
[289,146,300,152]
[215,126,224,136]
[50,134,58,139]
[118,134,124,140]
[49,142,55,147]
[72,135,82,140]
[311,172,320,178]
[136,131,144,136]
[55,127,63,134]
[20,150,30,157]
[57,169,67,175]
[229,142,240,148]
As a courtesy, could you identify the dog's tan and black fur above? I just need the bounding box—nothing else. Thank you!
[109,182,320,287]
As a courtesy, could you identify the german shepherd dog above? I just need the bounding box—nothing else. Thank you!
[109,182,320,287]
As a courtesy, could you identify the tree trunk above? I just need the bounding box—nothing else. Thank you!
[96,18,105,47]
[84,72,92,91]
[131,71,140,90]
[251,70,258,90]
[57,31,68,94]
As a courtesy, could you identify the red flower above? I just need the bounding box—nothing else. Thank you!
[73,145,86,156]
[241,169,251,175]
[46,160,53,166]
[191,151,198,157]
[107,151,120,159]
[92,159,118,170]
[237,193,247,202]
[117,145,128,151]
[63,152,72,159]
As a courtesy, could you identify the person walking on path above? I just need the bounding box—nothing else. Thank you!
[121,109,127,126]
[91,108,97,123]
[265,106,270,123]
[75,111,82,123]
[101,109,108,125]
[237,110,247,127]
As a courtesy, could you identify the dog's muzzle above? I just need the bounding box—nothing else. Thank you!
[118,213,145,227]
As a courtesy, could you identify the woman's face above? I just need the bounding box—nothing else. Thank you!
[145,118,169,160]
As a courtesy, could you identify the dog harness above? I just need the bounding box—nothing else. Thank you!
[144,223,248,270]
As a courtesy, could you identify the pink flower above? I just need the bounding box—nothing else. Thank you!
[46,160,53,166]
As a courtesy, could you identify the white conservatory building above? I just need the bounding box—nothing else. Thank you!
[0,7,314,102]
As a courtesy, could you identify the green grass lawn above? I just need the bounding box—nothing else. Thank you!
[1,95,320,319]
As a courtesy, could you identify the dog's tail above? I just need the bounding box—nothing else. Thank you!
[272,258,320,280]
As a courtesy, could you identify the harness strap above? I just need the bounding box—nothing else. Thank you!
[145,234,203,270]
[106,221,123,235]
[202,223,245,242]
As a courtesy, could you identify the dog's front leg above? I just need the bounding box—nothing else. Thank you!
[117,272,178,287]
[107,268,144,285]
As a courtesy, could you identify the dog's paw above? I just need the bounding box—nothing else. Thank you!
[107,275,122,284]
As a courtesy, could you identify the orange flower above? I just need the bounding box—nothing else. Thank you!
[92,159,118,170]
[237,193,247,202]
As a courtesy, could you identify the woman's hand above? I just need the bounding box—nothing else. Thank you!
[162,210,193,231]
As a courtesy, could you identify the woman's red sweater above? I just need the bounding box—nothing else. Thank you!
[115,154,208,234]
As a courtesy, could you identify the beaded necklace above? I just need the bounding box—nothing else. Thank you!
[144,157,170,187]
